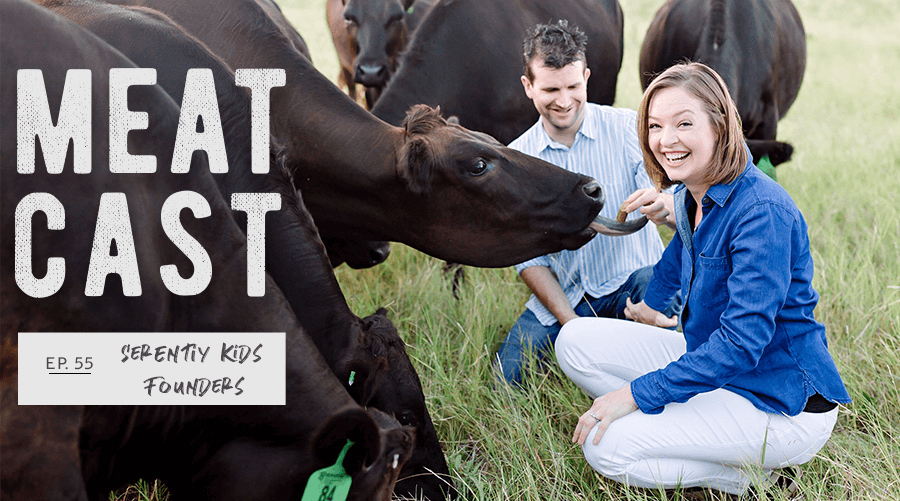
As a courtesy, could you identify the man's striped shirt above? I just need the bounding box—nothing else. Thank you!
[510,103,666,326]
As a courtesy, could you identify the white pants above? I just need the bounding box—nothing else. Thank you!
[556,317,838,495]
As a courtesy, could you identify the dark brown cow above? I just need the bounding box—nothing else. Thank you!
[25,1,451,499]
[30,0,385,270]
[106,0,613,269]
[371,0,625,145]
[1,2,411,500]
[639,0,806,168]
[326,0,436,108]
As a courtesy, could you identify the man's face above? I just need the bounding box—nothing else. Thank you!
[521,59,591,138]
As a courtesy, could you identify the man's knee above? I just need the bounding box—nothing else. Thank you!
[631,265,655,286]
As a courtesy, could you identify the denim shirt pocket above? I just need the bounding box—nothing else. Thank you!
[695,254,731,308]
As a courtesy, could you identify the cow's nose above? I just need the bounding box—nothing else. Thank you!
[355,64,387,85]
[370,243,391,265]
[582,180,604,204]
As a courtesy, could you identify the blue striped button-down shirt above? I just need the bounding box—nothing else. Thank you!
[511,103,665,326]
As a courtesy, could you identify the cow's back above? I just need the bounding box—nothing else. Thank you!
[372,0,624,144]
[639,0,806,140]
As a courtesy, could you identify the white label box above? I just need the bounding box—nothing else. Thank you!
[17,332,285,405]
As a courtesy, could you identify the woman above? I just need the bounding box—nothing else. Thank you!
[555,62,851,496]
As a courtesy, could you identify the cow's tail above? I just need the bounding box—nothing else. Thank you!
[747,139,794,167]
[709,0,727,51]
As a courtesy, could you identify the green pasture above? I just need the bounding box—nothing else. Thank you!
[115,0,900,499]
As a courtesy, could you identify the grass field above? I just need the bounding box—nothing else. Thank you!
[115,0,900,499]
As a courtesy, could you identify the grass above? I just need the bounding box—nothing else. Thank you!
[120,0,900,499]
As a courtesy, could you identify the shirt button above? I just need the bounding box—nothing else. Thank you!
[702,196,710,204]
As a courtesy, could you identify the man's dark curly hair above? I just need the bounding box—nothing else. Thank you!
[522,19,588,81]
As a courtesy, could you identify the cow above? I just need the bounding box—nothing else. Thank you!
[1,2,412,500]
[32,0,385,270]
[105,0,632,269]
[326,0,436,108]
[28,1,452,498]
[370,0,625,145]
[638,0,806,169]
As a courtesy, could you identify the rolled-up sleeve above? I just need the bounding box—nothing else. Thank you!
[514,254,551,274]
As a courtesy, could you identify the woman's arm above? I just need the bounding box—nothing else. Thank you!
[630,203,797,414]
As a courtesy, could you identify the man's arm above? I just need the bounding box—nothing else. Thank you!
[520,266,578,325]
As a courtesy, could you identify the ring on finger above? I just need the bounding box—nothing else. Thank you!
[589,412,599,421]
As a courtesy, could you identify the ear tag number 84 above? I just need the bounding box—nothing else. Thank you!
[301,440,354,501]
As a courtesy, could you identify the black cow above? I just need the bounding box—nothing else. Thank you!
[639,0,806,168]
[1,2,411,500]
[326,0,436,108]
[29,1,452,499]
[371,0,625,145]
[106,0,619,269]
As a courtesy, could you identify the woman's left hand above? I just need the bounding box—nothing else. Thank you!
[572,385,639,446]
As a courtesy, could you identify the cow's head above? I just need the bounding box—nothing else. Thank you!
[394,105,611,267]
[341,0,412,90]
[341,308,456,501]
[344,408,416,500]
[190,406,412,501]
[313,408,415,501]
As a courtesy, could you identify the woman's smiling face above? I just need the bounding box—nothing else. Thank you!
[647,86,717,192]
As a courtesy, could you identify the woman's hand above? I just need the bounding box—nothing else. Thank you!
[572,385,638,446]
[624,297,678,328]
[622,189,675,229]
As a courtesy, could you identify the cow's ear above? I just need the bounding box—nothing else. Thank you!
[311,408,380,475]
[398,136,433,195]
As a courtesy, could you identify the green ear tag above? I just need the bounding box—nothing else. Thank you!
[301,440,354,501]
[756,155,777,181]
[407,5,414,14]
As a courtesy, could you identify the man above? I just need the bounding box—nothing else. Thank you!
[495,20,682,386]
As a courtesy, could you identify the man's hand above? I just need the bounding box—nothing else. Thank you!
[622,189,675,229]
[624,297,678,328]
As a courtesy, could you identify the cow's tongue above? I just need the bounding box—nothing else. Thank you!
[589,214,649,236]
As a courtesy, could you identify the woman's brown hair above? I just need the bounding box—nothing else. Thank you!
[637,62,747,190]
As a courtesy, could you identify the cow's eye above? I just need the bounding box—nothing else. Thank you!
[469,158,490,176]
[398,410,417,427]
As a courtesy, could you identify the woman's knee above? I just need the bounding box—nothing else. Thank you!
[555,317,601,370]
[581,425,634,478]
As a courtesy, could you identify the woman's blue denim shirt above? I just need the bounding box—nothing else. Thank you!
[634,160,851,416]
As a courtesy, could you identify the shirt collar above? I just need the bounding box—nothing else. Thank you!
[705,157,754,207]
[536,106,598,151]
